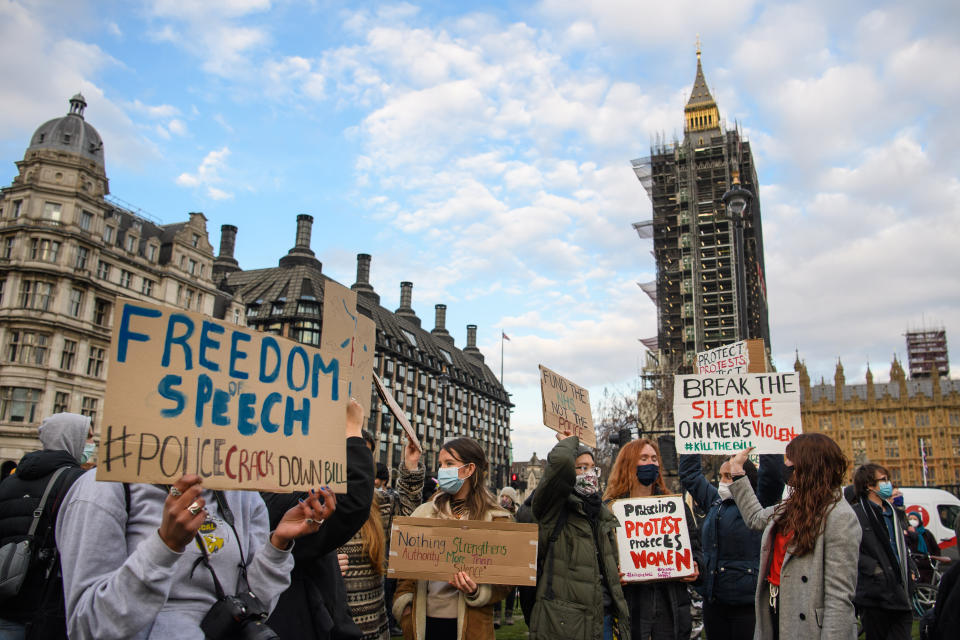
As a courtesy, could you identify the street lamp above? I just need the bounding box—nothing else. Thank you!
[721,173,753,341]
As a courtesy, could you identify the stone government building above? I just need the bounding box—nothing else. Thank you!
[0,95,513,486]
[797,354,960,488]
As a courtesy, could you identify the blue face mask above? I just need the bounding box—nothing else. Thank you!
[875,481,893,500]
[438,466,469,494]
[80,442,96,464]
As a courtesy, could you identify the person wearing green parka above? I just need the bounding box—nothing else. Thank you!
[529,434,630,640]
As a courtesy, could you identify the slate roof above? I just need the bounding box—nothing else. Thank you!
[221,263,509,404]
[686,55,716,109]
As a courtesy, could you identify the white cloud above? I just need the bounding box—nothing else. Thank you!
[176,147,233,200]
[167,118,187,135]
[147,0,271,77]
[0,2,158,169]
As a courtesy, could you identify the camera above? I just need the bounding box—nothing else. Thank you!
[200,588,278,640]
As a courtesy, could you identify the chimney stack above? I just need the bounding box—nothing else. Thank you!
[212,224,240,279]
[431,304,454,344]
[279,214,321,269]
[464,324,483,362]
[295,214,312,248]
[351,253,379,303]
[218,224,237,259]
[395,281,420,327]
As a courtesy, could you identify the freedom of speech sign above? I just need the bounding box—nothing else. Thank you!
[97,283,362,492]
[673,372,802,455]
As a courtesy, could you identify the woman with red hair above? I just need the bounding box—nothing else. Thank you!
[727,434,861,640]
[603,438,702,640]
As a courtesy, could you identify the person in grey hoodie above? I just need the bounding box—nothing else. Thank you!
[53,398,363,640]
[0,413,92,639]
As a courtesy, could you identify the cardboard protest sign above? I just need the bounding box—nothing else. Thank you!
[609,496,695,582]
[696,339,767,375]
[673,372,801,455]
[97,296,353,492]
[387,517,538,585]
[349,315,377,418]
[373,373,422,452]
[539,365,596,447]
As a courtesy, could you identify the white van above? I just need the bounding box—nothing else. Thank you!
[899,487,960,561]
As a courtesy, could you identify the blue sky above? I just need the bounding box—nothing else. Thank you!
[2,0,959,462]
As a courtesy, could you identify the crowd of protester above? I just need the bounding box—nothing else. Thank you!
[0,407,957,640]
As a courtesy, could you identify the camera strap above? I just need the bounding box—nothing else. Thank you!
[189,491,252,596]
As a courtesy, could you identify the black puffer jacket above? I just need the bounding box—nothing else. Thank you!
[0,449,85,624]
[262,437,374,640]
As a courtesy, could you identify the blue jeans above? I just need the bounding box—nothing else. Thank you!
[0,618,25,640]
[603,614,613,640]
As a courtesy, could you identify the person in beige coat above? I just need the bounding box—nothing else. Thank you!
[728,434,861,640]
[392,437,512,640]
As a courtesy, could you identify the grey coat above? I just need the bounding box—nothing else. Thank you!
[731,476,861,640]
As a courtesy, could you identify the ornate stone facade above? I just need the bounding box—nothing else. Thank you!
[0,96,226,464]
[797,355,960,486]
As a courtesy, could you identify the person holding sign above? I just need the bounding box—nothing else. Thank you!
[678,452,785,640]
[337,428,424,640]
[603,439,702,640]
[263,398,378,640]
[726,435,861,640]
[392,437,512,640]
[55,459,333,639]
[528,433,630,640]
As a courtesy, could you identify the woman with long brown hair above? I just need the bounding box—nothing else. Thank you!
[392,437,512,640]
[338,430,423,640]
[728,433,861,640]
[604,438,702,640]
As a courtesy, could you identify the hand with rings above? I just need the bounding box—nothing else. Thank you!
[159,475,207,552]
[271,487,337,550]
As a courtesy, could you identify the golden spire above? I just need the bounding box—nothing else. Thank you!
[684,42,720,136]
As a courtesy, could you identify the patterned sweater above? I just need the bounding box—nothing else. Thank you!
[339,461,424,640]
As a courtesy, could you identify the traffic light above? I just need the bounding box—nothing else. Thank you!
[608,428,633,448]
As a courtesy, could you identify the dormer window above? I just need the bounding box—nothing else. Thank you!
[192,234,200,248]
[103,226,115,244]
[125,235,137,253]
[63,134,71,143]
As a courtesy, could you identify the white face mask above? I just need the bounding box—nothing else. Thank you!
[908,519,920,528]
[717,482,733,501]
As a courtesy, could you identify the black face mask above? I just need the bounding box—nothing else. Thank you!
[781,464,795,485]
[636,464,660,486]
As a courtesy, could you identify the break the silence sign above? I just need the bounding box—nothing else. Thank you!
[610,496,695,582]
[673,372,802,455]
[97,283,363,492]
[539,365,597,447]
[387,517,538,585]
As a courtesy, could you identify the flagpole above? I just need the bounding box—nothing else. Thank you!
[500,329,504,386]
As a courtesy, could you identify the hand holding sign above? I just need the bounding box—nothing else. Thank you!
[450,571,479,596]
[159,475,208,552]
[346,398,364,439]
[728,447,755,476]
[403,432,422,471]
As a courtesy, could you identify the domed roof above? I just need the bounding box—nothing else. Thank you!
[27,94,104,168]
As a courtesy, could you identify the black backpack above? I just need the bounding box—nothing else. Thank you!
[0,465,85,640]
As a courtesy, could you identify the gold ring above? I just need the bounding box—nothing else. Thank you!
[187,501,202,516]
